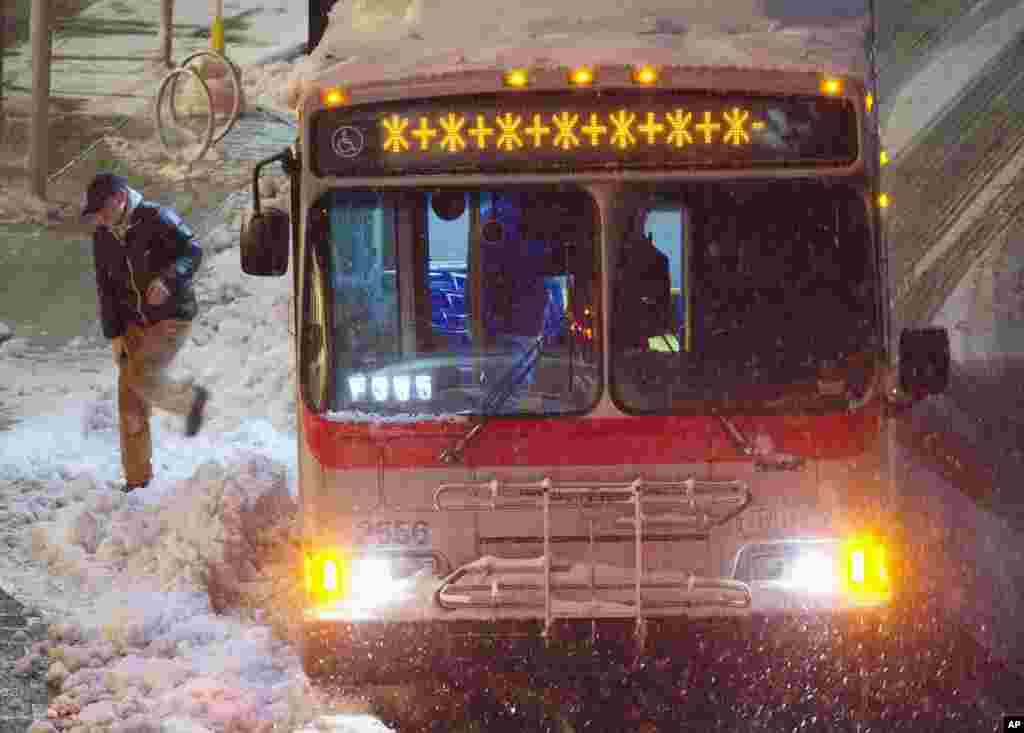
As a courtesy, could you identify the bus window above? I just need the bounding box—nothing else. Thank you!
[307,187,601,418]
[324,192,400,373]
[610,181,879,414]
[299,211,334,412]
[644,206,690,353]
[611,200,690,357]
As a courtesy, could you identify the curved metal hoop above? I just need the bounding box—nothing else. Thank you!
[154,67,215,165]
[168,49,244,145]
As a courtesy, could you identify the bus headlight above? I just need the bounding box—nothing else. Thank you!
[306,550,411,616]
[788,549,836,595]
[735,535,892,606]
[350,556,400,607]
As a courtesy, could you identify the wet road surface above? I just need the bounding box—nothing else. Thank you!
[305,587,1024,732]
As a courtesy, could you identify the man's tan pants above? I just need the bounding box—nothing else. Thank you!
[118,319,198,486]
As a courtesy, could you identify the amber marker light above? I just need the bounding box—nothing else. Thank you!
[880,150,889,166]
[820,77,843,96]
[304,547,352,608]
[569,66,595,86]
[866,93,874,112]
[504,69,530,88]
[878,193,891,209]
[838,535,892,605]
[321,87,349,108]
[632,65,659,85]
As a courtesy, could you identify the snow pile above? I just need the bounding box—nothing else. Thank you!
[243,62,302,119]
[180,252,295,436]
[29,455,296,603]
[18,609,316,733]
[9,455,324,733]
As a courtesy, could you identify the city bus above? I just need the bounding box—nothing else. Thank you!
[240,1,951,682]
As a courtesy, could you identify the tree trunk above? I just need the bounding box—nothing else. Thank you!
[29,0,51,199]
[158,0,174,68]
[0,0,11,141]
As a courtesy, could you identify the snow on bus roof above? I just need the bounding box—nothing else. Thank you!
[288,0,869,108]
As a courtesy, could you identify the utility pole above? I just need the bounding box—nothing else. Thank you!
[158,0,174,67]
[0,0,10,141]
[210,0,224,54]
[29,0,51,199]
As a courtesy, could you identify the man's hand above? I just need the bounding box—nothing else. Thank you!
[146,278,170,306]
[111,336,129,364]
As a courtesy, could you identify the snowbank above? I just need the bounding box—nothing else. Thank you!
[0,115,391,728]
[4,453,326,733]
[0,109,350,730]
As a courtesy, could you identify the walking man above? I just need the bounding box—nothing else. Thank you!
[82,173,210,492]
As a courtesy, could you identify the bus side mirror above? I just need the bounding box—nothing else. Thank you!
[898,327,950,398]
[241,149,293,277]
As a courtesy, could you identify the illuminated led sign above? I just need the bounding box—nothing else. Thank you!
[312,91,857,176]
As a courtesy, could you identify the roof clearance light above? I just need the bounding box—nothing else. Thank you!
[878,193,891,209]
[504,69,529,88]
[632,65,659,85]
[866,93,874,112]
[880,150,889,166]
[569,66,595,86]
[820,77,843,96]
[321,87,350,108]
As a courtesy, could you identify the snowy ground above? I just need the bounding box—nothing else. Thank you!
[0,68,385,733]
[0,195,359,732]
[0,304,393,733]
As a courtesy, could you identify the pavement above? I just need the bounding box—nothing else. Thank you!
[1,0,307,122]
[0,588,47,733]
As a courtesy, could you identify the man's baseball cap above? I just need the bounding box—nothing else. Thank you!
[80,172,128,219]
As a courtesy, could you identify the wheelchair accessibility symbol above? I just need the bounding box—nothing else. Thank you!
[331,126,365,159]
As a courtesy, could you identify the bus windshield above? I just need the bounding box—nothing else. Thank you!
[609,180,880,413]
[304,187,601,418]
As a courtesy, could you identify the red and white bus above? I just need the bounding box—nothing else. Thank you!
[241,1,950,683]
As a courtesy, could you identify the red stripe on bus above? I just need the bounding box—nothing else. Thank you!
[303,405,883,469]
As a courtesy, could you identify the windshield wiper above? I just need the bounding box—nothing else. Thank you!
[439,335,544,464]
[713,410,806,472]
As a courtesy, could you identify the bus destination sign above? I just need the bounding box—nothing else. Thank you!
[312,91,858,177]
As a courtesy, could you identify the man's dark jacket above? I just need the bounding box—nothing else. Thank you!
[92,194,203,339]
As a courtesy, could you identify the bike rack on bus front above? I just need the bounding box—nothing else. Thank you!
[432,477,753,640]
